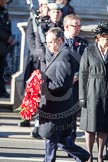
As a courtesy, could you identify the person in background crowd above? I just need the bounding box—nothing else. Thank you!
[63,14,88,142]
[24,0,49,87]
[103,136,108,160]
[38,0,50,22]
[18,0,49,139]
[39,27,90,162]
[0,0,14,98]
[36,2,64,69]
[55,0,75,18]
[79,21,108,162]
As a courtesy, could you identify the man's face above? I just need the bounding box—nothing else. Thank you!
[65,19,81,38]
[49,9,62,23]
[46,32,61,54]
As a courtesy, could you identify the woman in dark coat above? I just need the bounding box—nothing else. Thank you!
[79,21,108,162]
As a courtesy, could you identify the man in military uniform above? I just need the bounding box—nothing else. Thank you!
[35,2,64,70]
[0,0,14,98]
[63,14,88,142]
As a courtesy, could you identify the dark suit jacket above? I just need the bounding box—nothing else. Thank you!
[66,36,88,105]
[39,44,75,138]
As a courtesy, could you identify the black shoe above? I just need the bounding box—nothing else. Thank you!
[103,153,108,160]
[18,120,30,127]
[0,92,10,98]
[68,154,71,157]
[30,131,42,139]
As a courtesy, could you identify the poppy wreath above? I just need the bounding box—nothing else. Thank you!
[16,70,42,120]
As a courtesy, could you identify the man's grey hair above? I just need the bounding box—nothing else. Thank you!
[63,14,80,27]
[46,27,64,42]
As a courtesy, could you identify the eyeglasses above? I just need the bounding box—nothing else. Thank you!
[68,24,82,28]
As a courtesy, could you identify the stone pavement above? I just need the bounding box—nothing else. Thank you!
[0,111,85,141]
[0,110,107,162]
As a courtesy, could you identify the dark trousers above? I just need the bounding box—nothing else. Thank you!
[44,130,90,162]
[71,81,79,141]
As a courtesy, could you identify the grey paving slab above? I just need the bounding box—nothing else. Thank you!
[0,112,107,162]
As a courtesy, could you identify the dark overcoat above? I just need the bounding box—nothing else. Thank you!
[23,18,40,88]
[25,15,50,79]
[79,43,108,132]
[67,36,88,105]
[39,44,75,138]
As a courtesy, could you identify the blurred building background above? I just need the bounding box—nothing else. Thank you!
[8,0,108,43]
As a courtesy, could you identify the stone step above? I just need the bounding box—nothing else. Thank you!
[0,112,85,141]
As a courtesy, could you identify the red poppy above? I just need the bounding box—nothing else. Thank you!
[17,70,42,120]
[75,41,80,46]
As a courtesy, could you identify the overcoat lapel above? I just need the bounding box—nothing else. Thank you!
[91,43,107,74]
[45,44,66,72]
[94,43,105,65]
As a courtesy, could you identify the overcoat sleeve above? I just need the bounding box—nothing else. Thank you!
[79,48,89,101]
[26,18,36,58]
[35,31,46,62]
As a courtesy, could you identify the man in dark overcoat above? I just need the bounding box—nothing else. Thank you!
[63,14,88,141]
[39,27,90,162]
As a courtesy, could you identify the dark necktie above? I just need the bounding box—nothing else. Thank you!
[67,39,74,47]
[54,23,57,27]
